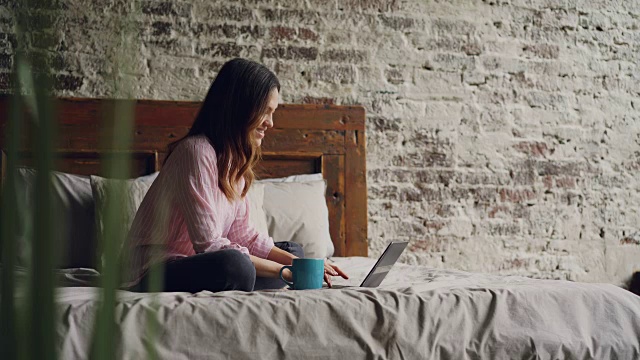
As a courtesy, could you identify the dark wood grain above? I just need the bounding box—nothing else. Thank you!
[0,95,368,257]
[261,129,346,154]
[0,97,364,130]
[323,154,345,256]
[0,150,5,185]
[255,157,320,179]
[345,129,368,256]
[13,150,158,178]
[273,104,365,130]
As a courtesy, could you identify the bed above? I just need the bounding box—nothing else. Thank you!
[1,97,640,359]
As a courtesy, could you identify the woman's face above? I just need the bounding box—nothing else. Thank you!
[254,88,278,147]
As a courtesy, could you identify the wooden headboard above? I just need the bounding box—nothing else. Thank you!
[0,97,367,257]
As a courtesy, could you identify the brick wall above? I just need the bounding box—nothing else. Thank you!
[2,0,639,285]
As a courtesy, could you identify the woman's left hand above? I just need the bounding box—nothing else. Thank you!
[324,262,349,288]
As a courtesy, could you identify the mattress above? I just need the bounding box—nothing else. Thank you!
[27,257,640,359]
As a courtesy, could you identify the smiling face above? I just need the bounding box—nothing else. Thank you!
[253,87,279,147]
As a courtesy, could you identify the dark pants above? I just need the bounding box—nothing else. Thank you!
[136,241,304,293]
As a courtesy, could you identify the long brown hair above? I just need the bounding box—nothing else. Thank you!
[166,58,280,200]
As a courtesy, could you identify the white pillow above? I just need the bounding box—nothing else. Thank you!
[260,179,334,258]
[245,182,270,236]
[259,173,324,183]
[14,168,97,269]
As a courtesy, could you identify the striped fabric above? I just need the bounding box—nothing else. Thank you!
[123,135,274,287]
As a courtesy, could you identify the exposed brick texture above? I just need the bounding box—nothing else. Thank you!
[262,45,318,61]
[54,74,82,91]
[302,96,334,105]
[142,1,191,18]
[0,53,11,68]
[0,71,11,90]
[2,0,639,285]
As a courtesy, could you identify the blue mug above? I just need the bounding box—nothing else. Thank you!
[279,258,324,290]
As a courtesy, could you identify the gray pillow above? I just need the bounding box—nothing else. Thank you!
[90,173,159,263]
[14,168,97,269]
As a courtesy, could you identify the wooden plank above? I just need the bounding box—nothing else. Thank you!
[322,154,346,257]
[261,151,324,159]
[55,125,189,152]
[0,97,199,127]
[274,104,365,130]
[14,150,158,177]
[345,129,368,257]
[151,151,159,172]
[261,129,345,154]
[0,97,365,130]
[1,123,345,155]
[255,157,320,179]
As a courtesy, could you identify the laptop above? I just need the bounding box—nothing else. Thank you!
[329,241,409,289]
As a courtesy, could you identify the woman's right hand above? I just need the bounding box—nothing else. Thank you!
[281,267,293,282]
[250,255,293,280]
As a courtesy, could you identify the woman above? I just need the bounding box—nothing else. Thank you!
[125,58,348,292]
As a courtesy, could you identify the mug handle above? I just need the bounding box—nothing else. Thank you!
[279,266,294,287]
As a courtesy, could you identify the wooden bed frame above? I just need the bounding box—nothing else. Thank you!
[0,96,368,257]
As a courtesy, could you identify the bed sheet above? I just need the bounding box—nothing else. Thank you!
[9,257,640,359]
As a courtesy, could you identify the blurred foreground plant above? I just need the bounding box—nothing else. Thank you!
[0,1,163,359]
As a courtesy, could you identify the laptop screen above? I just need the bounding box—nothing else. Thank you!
[360,241,408,287]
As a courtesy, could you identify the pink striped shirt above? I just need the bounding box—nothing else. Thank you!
[123,135,274,287]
